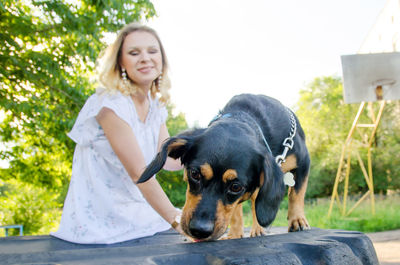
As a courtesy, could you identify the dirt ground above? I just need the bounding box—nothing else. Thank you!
[367,229,400,265]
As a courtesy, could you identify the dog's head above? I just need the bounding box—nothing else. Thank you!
[137,121,285,241]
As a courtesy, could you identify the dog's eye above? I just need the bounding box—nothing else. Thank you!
[229,183,243,194]
[189,169,201,182]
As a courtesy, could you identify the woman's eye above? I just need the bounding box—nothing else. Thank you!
[189,169,201,181]
[148,49,159,54]
[229,183,243,194]
[129,51,139,56]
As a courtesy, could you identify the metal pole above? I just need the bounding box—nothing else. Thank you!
[328,102,365,217]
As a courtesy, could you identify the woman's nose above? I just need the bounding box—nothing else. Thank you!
[140,52,150,62]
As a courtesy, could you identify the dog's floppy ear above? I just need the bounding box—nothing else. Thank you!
[137,137,190,184]
[137,128,205,184]
[255,153,285,227]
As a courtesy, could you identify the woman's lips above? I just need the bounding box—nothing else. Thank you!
[137,66,153,73]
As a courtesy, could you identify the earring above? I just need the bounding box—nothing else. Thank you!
[121,68,127,80]
[121,68,129,88]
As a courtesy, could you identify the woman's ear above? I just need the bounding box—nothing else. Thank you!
[255,153,286,227]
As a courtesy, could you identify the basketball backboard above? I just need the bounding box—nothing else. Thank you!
[341,52,400,104]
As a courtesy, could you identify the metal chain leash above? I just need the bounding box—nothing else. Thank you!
[275,108,297,166]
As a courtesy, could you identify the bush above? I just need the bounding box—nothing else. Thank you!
[158,169,187,208]
[0,179,61,236]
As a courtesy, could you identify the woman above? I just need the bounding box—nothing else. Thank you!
[51,23,184,244]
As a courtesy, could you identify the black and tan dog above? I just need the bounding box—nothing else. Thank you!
[138,94,310,241]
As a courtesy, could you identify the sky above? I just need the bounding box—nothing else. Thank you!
[147,0,387,127]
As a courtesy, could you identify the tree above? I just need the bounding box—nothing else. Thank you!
[0,0,193,234]
[295,76,400,198]
[0,0,155,192]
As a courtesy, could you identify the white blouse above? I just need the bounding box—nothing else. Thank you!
[51,90,170,244]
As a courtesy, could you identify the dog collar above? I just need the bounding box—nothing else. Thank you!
[208,113,232,126]
[254,121,273,154]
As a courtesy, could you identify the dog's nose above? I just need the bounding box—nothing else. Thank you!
[189,219,214,239]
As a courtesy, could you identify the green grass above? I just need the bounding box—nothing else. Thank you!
[1,193,399,237]
[243,193,400,233]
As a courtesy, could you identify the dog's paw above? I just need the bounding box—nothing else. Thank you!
[223,228,244,239]
[221,233,244,240]
[249,224,265,237]
[288,215,310,232]
[222,233,244,240]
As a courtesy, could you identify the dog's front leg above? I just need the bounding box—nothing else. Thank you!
[287,175,310,232]
[250,189,265,237]
[225,203,244,239]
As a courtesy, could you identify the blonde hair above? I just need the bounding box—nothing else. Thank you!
[97,23,171,104]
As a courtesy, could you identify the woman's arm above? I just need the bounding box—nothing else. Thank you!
[158,123,184,171]
[96,107,180,228]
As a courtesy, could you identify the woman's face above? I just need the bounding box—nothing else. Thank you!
[120,30,163,89]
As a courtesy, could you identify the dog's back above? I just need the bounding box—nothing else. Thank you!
[221,94,306,156]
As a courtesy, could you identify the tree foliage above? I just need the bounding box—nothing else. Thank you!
[0,0,192,234]
[0,179,61,235]
[0,0,155,191]
[296,76,400,198]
